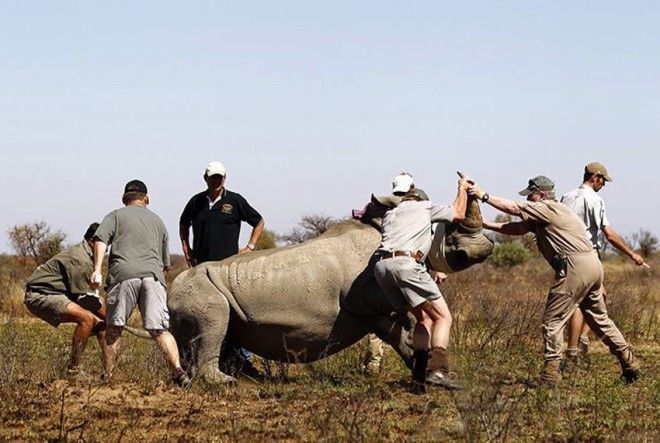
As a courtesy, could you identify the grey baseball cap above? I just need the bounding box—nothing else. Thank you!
[404,188,429,201]
[519,175,555,196]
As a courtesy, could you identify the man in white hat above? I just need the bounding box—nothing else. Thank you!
[560,162,645,362]
[362,172,416,375]
[179,162,265,378]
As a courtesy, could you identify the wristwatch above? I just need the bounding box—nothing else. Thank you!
[481,192,490,203]
[247,243,256,250]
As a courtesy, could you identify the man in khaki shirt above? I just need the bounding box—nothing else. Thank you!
[467,175,639,384]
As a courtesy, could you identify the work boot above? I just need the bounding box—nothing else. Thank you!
[65,367,93,383]
[426,347,462,390]
[561,347,581,372]
[411,350,429,394]
[578,335,590,355]
[619,352,641,384]
[540,360,562,385]
[362,359,381,376]
[172,367,192,389]
[426,370,462,390]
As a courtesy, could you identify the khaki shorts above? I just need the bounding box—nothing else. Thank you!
[24,291,72,327]
[106,277,169,330]
[374,256,441,309]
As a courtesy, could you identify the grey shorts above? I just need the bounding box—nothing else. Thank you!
[374,256,442,309]
[106,277,170,330]
[24,291,72,327]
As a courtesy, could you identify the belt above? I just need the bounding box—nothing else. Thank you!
[380,250,424,263]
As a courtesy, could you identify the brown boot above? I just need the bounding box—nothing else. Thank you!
[540,360,562,385]
[561,347,581,372]
[426,347,462,390]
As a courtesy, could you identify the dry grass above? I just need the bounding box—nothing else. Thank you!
[0,254,657,441]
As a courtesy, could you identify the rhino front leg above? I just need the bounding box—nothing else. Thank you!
[373,314,414,369]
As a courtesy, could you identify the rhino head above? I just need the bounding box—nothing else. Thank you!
[427,196,494,273]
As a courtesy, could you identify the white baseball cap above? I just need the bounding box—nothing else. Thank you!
[205,161,226,177]
[392,172,414,195]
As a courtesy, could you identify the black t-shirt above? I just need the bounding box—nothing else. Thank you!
[180,189,263,263]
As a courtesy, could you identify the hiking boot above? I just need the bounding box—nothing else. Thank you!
[578,335,589,355]
[561,348,581,372]
[540,360,562,385]
[410,379,427,394]
[362,360,381,376]
[172,367,192,389]
[620,355,641,384]
[621,367,640,384]
[410,350,429,394]
[65,368,93,383]
[240,360,264,381]
[426,370,462,391]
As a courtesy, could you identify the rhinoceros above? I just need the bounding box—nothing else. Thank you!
[167,197,493,384]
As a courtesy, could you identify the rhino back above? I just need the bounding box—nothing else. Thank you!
[202,220,381,326]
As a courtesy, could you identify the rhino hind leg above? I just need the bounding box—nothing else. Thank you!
[170,273,236,385]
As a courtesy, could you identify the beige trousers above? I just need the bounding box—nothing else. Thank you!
[542,251,633,368]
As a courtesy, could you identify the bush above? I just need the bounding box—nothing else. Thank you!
[489,242,532,267]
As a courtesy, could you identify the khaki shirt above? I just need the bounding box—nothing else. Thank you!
[26,241,94,297]
[518,200,593,263]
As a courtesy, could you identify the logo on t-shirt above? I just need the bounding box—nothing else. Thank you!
[221,203,234,214]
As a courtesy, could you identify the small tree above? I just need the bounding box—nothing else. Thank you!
[8,221,67,265]
[489,242,532,267]
[255,229,278,250]
[280,214,342,245]
[631,229,658,258]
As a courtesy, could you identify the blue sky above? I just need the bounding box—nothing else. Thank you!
[1,2,658,253]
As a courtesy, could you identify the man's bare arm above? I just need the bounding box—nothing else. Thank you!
[483,220,530,236]
[451,178,469,222]
[89,241,108,289]
[239,220,265,254]
[603,226,644,265]
[179,225,195,267]
[467,184,523,217]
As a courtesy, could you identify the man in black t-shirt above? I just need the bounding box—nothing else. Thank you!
[179,161,265,378]
[180,161,265,266]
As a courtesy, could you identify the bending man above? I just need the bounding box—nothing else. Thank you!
[374,176,469,391]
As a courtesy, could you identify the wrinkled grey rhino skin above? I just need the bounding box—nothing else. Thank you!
[169,200,493,384]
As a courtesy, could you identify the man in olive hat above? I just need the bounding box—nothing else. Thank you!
[91,179,190,387]
[24,222,108,379]
[468,175,640,384]
[561,162,646,360]
[374,176,470,392]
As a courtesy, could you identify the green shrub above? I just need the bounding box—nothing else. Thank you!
[489,242,532,267]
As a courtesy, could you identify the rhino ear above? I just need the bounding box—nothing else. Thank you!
[371,193,401,208]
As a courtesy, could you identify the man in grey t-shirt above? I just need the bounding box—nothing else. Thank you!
[90,179,190,387]
[374,176,470,392]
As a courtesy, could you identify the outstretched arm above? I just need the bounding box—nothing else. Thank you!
[603,226,644,265]
[483,220,530,236]
[468,184,523,217]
